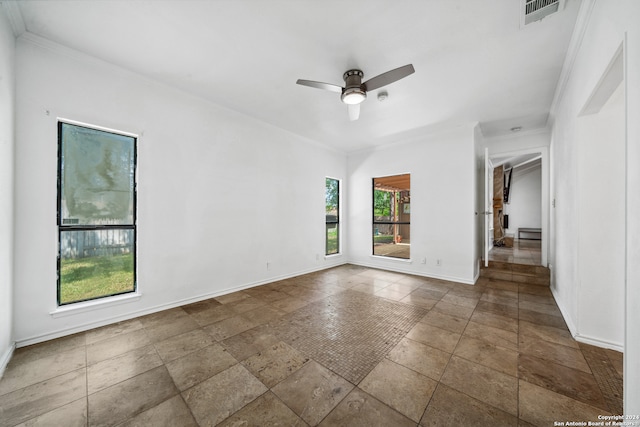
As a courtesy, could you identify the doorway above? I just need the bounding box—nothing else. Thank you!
[484,147,548,267]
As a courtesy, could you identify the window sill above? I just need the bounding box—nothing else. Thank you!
[324,253,342,260]
[370,255,413,264]
[50,292,142,318]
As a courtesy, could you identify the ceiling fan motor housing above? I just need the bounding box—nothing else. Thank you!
[341,69,366,104]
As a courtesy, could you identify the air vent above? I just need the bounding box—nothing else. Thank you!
[523,0,562,25]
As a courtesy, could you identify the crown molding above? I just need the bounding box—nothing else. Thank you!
[548,0,597,119]
[1,0,25,37]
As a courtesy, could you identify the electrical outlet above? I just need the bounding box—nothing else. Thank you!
[421,257,426,264]
[267,262,271,271]
[436,259,442,267]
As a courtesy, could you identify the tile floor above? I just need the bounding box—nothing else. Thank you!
[0,264,623,426]
[489,239,542,265]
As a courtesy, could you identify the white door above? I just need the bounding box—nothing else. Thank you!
[484,148,494,267]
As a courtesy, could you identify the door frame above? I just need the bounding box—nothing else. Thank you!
[487,146,549,267]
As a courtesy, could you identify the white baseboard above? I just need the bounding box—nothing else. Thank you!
[574,334,624,352]
[551,286,624,352]
[16,261,348,348]
[349,260,476,285]
[0,342,16,379]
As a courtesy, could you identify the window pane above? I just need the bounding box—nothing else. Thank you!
[326,223,339,255]
[372,175,410,259]
[325,178,339,255]
[59,229,134,304]
[325,178,339,220]
[60,123,135,225]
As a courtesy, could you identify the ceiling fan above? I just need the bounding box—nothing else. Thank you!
[296,64,415,121]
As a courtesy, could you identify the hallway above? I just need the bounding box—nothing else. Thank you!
[489,239,542,266]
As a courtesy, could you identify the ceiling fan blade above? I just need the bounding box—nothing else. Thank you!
[348,104,360,121]
[362,64,415,91]
[296,79,343,93]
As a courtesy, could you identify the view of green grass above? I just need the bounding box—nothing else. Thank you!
[326,225,339,254]
[59,253,134,304]
[374,234,394,244]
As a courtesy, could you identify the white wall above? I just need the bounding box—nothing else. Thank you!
[576,83,625,349]
[13,35,347,345]
[503,164,542,237]
[474,125,485,276]
[0,7,16,375]
[549,0,640,412]
[347,125,477,284]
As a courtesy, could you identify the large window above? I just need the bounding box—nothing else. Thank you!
[57,122,137,305]
[325,177,340,255]
[373,174,410,259]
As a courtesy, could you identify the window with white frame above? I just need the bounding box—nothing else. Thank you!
[57,121,137,305]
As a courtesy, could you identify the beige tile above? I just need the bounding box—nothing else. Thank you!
[182,364,268,426]
[470,310,518,333]
[241,341,309,387]
[519,334,591,373]
[14,398,86,427]
[421,384,518,426]
[421,310,468,334]
[153,328,216,363]
[165,343,238,391]
[118,395,198,427]
[220,325,281,361]
[242,305,286,325]
[518,291,556,306]
[399,291,439,309]
[518,283,553,296]
[0,346,86,395]
[204,314,259,341]
[87,345,163,394]
[440,293,480,309]
[215,291,251,305]
[453,335,518,376]
[0,369,86,427]
[406,322,461,353]
[140,308,200,342]
[463,321,518,351]
[269,296,310,313]
[475,300,519,319]
[518,354,608,411]
[480,290,519,307]
[88,366,178,427]
[519,319,579,349]
[217,391,307,427]
[10,333,86,365]
[374,287,410,301]
[519,299,563,317]
[432,300,475,319]
[440,356,518,416]
[387,338,451,381]
[85,319,144,345]
[272,360,353,426]
[319,388,415,427]
[519,380,610,426]
[519,308,568,329]
[447,284,484,300]
[87,328,151,365]
[138,308,189,330]
[227,295,268,314]
[359,359,437,422]
[486,279,520,292]
[184,303,235,327]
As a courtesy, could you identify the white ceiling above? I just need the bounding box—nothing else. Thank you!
[9,0,581,152]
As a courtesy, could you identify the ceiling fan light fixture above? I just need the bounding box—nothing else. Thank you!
[341,87,367,105]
